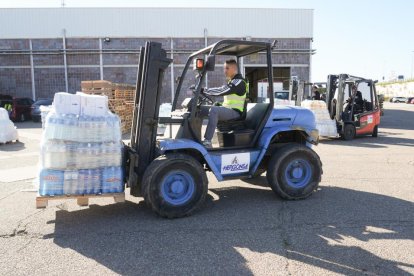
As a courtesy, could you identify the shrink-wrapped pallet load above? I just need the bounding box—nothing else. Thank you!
[0,107,18,143]
[301,100,338,137]
[38,92,124,196]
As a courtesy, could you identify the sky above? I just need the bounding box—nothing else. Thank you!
[1,0,413,82]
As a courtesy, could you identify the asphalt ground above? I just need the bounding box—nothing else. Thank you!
[0,102,413,275]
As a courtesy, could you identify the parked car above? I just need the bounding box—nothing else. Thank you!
[0,95,34,122]
[31,98,53,122]
[390,96,408,103]
[406,97,414,104]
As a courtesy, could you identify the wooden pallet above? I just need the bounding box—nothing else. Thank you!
[36,193,125,209]
[81,80,113,90]
[114,90,135,101]
[113,83,136,90]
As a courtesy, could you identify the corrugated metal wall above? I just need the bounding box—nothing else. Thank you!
[0,8,313,39]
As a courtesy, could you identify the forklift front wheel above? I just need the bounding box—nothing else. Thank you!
[372,125,378,137]
[266,144,322,200]
[142,153,208,218]
[341,124,356,140]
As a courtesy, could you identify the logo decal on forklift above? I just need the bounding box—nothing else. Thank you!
[367,115,373,124]
[221,153,250,174]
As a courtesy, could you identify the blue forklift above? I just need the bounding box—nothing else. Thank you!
[125,40,322,218]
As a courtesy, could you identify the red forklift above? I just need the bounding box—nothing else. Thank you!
[326,74,380,140]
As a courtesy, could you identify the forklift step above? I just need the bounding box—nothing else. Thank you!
[35,193,125,209]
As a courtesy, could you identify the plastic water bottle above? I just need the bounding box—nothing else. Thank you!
[92,168,102,194]
[78,115,85,142]
[93,144,99,168]
[63,170,79,195]
[100,143,107,167]
[66,142,76,168]
[113,143,122,167]
[82,169,100,194]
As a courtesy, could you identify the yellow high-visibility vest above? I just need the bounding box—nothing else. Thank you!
[222,79,248,112]
[4,103,12,111]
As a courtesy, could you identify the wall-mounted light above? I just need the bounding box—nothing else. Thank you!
[103,37,111,43]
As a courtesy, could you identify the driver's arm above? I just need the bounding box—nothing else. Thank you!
[204,78,245,97]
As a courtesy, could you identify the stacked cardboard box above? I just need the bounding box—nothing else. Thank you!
[81,80,135,134]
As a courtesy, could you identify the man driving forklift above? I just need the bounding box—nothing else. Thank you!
[346,85,364,114]
[200,59,248,148]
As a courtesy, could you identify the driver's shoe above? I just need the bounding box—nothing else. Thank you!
[202,139,212,148]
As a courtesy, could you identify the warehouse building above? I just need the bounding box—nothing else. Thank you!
[0,7,314,103]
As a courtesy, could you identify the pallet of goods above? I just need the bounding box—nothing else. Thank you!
[81,80,135,134]
[301,100,338,138]
[0,107,19,144]
[36,92,125,209]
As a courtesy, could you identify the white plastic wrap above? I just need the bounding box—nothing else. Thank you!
[301,100,338,137]
[38,94,123,196]
[0,108,19,143]
[40,105,52,129]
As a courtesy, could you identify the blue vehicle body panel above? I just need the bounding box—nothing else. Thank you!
[158,106,317,182]
[159,139,223,180]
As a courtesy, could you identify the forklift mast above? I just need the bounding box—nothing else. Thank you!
[326,75,339,120]
[127,42,172,196]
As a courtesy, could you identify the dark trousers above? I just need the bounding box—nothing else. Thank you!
[200,105,240,140]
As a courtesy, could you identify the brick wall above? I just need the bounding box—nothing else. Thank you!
[0,37,312,103]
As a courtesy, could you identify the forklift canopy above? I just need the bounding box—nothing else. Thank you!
[191,40,270,57]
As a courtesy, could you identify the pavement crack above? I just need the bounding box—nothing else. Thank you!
[0,189,20,202]
[278,201,294,276]
[0,209,45,239]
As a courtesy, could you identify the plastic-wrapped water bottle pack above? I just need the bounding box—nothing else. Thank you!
[40,141,122,169]
[43,112,121,143]
[39,167,123,196]
[38,92,124,196]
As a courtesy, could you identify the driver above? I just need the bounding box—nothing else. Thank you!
[200,59,247,148]
[347,85,364,113]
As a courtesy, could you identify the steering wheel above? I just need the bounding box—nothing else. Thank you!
[199,89,214,105]
[189,85,214,105]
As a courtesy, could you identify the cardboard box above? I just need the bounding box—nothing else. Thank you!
[53,92,81,115]
[77,92,108,117]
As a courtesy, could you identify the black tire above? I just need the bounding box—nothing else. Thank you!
[341,124,355,140]
[372,125,378,137]
[141,153,208,218]
[266,144,322,200]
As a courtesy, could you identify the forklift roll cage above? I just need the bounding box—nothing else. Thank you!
[170,40,276,148]
[326,74,378,123]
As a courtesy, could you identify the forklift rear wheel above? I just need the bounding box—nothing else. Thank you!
[266,144,322,200]
[142,153,208,218]
[372,125,378,137]
[341,124,356,140]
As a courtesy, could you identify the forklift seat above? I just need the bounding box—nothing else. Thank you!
[216,95,249,132]
[217,103,269,147]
